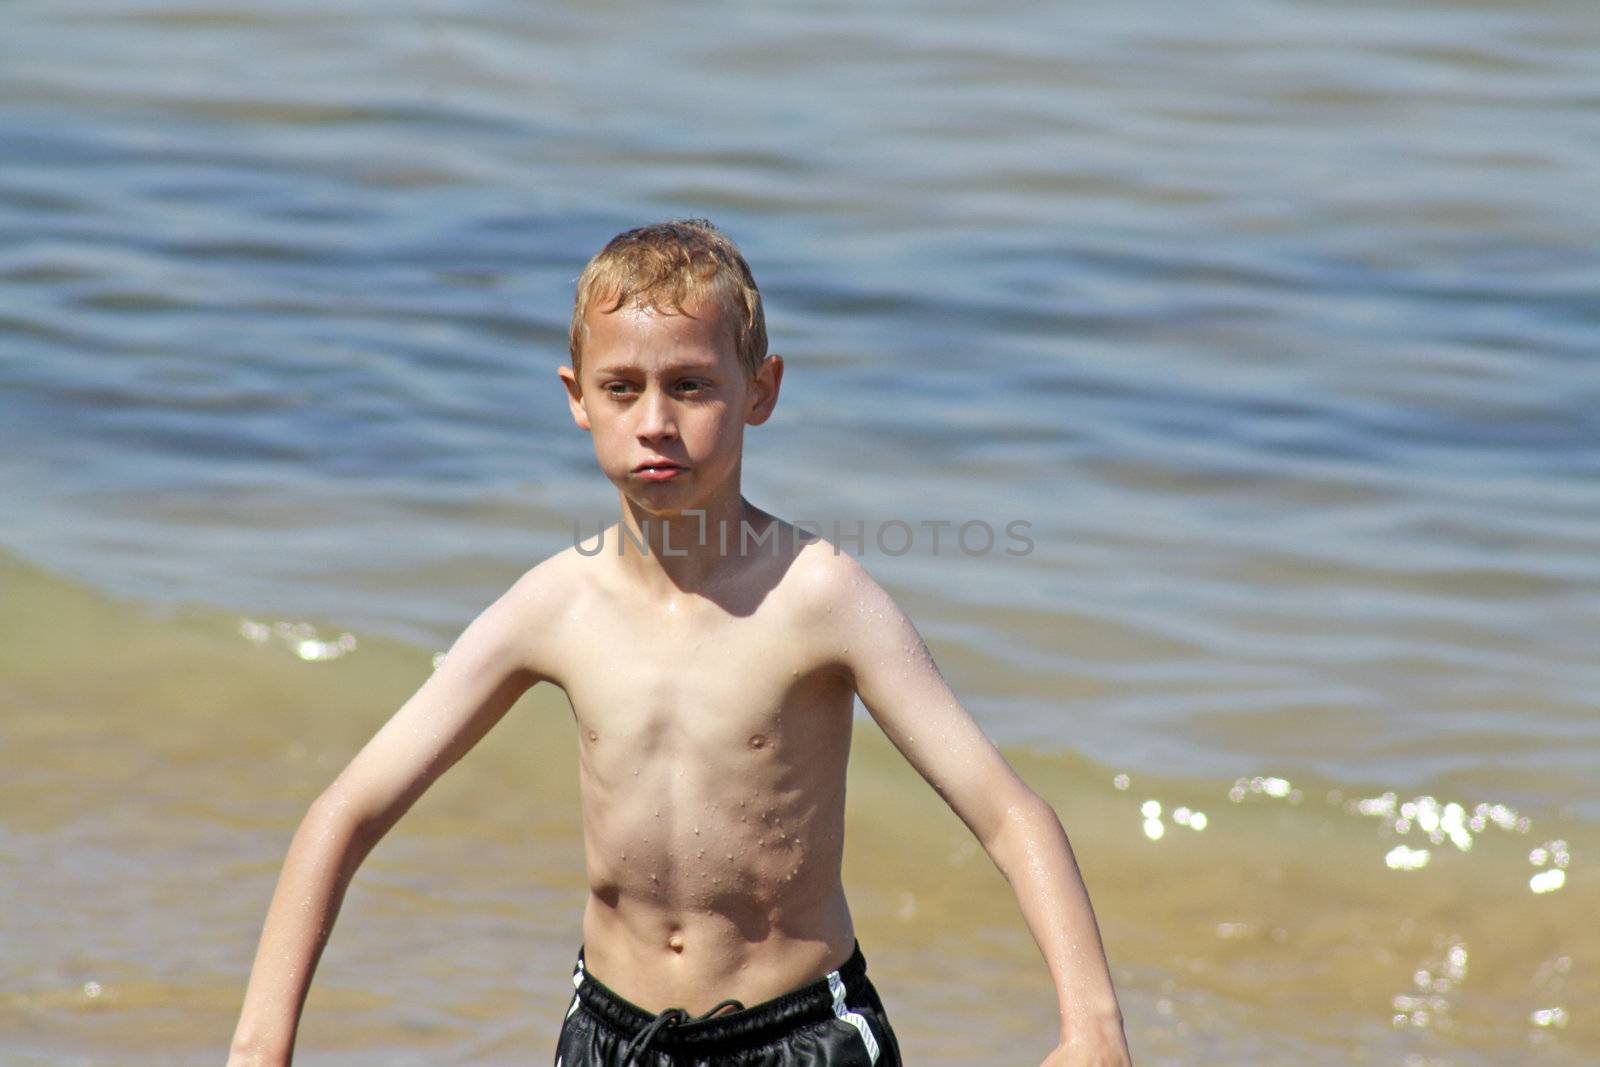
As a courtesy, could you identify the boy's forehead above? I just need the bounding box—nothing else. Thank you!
[581,299,740,370]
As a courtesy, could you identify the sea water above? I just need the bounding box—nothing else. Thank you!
[2,1,1596,1063]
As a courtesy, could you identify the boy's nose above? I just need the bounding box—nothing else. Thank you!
[635,387,677,439]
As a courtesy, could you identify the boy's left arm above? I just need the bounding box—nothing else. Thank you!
[822,553,1131,1066]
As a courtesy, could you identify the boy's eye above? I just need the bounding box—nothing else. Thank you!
[601,379,707,398]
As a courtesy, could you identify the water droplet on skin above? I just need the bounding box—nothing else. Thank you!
[697,849,704,858]
[693,826,700,835]
[725,853,734,860]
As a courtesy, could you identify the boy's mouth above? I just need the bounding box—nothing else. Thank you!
[633,460,686,481]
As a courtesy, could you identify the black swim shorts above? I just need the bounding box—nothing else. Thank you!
[553,941,903,1066]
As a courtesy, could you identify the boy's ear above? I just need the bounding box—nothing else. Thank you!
[745,354,784,426]
[558,365,591,432]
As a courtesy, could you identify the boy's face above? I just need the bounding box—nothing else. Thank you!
[559,297,781,517]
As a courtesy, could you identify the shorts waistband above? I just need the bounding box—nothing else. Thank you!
[571,941,871,1053]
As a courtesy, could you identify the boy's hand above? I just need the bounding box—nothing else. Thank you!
[1041,1011,1133,1066]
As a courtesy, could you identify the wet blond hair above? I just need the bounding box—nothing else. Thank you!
[569,218,767,382]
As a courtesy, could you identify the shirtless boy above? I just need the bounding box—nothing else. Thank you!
[226,220,1131,1066]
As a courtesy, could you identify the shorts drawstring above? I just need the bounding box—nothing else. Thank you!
[618,997,745,1066]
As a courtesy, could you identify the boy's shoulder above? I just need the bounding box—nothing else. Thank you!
[739,521,904,647]
[715,516,894,620]
[781,529,884,614]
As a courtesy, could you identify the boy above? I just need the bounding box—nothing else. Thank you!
[227,220,1131,1066]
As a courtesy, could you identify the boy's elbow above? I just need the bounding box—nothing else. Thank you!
[971,781,1052,851]
[1012,785,1060,827]
[991,785,1064,849]
[281,794,385,896]
[303,786,385,855]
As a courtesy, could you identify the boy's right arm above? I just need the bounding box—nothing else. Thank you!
[225,563,561,1067]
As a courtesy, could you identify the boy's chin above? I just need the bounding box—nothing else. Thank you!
[617,487,700,519]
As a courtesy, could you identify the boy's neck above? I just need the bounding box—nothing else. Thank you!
[613,489,764,598]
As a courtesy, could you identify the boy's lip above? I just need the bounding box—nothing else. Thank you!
[632,459,686,472]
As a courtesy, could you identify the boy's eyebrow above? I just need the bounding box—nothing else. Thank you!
[589,360,724,377]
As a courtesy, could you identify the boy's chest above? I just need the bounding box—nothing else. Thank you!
[549,583,851,753]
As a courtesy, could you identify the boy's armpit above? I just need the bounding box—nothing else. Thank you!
[809,550,1033,849]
